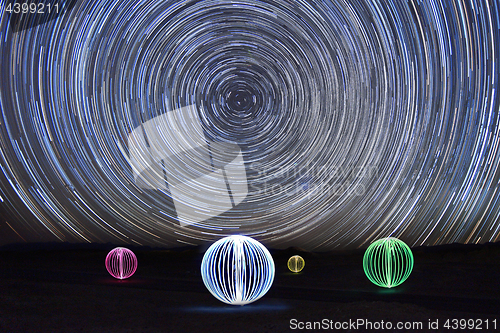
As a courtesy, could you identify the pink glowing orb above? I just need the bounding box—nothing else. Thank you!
[105,247,138,279]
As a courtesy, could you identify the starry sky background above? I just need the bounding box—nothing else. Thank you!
[0,0,499,250]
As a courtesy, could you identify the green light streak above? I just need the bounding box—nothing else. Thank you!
[363,237,413,288]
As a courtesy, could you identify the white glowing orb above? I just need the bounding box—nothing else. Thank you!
[201,235,275,305]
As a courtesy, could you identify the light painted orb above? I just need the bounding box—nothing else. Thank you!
[363,237,413,288]
[201,235,275,305]
[287,255,305,273]
[105,247,138,279]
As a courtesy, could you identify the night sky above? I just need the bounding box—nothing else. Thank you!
[0,0,499,251]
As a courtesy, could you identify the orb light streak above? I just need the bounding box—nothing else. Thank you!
[287,255,305,273]
[105,247,138,279]
[363,237,413,288]
[0,0,499,250]
[201,235,275,305]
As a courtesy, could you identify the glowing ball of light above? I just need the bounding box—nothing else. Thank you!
[363,237,413,288]
[105,247,138,279]
[201,235,275,305]
[287,255,305,273]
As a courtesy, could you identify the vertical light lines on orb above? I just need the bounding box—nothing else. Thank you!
[201,235,275,305]
[105,247,138,279]
[363,238,413,288]
[287,255,305,273]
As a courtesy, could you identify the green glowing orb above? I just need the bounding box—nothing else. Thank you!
[287,255,305,273]
[363,237,413,288]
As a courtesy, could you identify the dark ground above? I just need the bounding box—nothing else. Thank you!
[0,242,499,332]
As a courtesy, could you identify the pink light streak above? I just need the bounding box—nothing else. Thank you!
[105,247,138,279]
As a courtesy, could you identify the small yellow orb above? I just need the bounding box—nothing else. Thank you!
[287,255,305,273]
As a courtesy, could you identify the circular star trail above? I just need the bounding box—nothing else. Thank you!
[0,0,499,250]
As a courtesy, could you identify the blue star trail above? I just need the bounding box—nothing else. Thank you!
[0,0,499,250]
